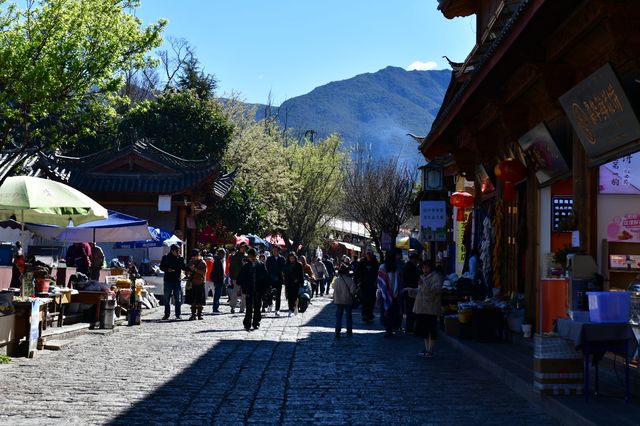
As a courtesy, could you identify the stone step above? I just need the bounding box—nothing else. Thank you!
[42,339,72,351]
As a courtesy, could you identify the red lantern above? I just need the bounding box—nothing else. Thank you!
[494,159,527,202]
[450,191,474,221]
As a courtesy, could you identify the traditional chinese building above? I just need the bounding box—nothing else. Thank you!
[423,0,640,326]
[32,140,234,253]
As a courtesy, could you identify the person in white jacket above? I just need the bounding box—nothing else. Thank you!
[332,265,357,338]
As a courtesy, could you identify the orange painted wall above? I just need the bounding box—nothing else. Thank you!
[551,178,573,252]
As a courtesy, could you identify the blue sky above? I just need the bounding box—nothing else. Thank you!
[136,1,476,105]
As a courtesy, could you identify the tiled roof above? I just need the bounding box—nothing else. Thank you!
[36,140,222,194]
[428,0,531,137]
[0,141,235,198]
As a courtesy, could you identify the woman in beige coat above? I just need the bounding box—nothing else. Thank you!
[405,260,443,358]
[332,265,357,338]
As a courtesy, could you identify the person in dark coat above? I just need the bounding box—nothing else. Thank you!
[228,244,247,314]
[322,256,335,295]
[266,246,286,315]
[186,249,208,320]
[355,251,379,323]
[402,252,421,333]
[159,244,186,320]
[237,248,269,330]
[283,252,304,316]
[211,248,226,313]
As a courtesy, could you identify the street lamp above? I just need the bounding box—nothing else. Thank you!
[420,164,443,191]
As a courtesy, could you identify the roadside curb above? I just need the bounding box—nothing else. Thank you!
[441,333,598,426]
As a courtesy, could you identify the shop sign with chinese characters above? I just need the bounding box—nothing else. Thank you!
[518,122,569,185]
[420,201,446,242]
[559,63,640,158]
[599,152,640,194]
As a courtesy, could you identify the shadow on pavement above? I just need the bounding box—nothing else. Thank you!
[108,299,557,426]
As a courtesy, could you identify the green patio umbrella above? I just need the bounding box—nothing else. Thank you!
[0,176,108,226]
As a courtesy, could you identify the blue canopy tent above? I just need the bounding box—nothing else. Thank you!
[28,210,153,243]
[113,226,183,249]
[247,234,271,249]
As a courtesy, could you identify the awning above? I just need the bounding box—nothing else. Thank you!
[28,210,152,242]
[337,241,361,252]
[247,234,271,247]
[113,226,183,249]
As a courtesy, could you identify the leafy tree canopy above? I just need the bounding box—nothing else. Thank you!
[119,89,233,161]
[0,0,165,165]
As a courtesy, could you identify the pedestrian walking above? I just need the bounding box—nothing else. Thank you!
[299,255,316,295]
[311,257,328,297]
[160,244,186,320]
[404,260,443,357]
[237,248,269,331]
[204,251,215,301]
[211,248,226,313]
[377,250,403,337]
[284,252,304,316]
[322,256,335,295]
[186,249,208,320]
[332,265,357,338]
[403,252,421,333]
[266,246,286,315]
[355,250,378,323]
[228,243,247,313]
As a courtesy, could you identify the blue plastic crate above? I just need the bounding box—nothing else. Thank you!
[587,291,631,323]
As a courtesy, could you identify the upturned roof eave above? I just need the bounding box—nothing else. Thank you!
[421,0,545,160]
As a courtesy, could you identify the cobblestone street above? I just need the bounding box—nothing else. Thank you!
[0,296,557,425]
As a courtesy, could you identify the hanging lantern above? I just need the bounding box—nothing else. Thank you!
[494,159,527,202]
[450,191,474,221]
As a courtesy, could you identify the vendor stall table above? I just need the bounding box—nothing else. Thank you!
[71,291,105,328]
[557,318,638,403]
[37,290,75,327]
[12,300,49,356]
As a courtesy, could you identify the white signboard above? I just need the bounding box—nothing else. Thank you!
[420,201,446,242]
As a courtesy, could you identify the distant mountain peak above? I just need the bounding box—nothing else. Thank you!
[260,67,451,167]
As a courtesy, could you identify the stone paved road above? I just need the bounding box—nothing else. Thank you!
[0,296,558,425]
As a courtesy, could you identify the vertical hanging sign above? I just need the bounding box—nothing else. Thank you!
[420,201,446,242]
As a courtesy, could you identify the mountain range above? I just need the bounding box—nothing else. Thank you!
[253,66,451,167]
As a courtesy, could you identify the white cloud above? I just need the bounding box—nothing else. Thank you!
[406,60,438,71]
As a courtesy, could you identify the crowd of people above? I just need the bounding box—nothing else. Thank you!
[158,242,444,358]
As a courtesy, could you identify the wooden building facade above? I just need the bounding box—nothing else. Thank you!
[423,0,640,325]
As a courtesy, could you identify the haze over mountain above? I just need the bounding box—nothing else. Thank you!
[254,66,451,167]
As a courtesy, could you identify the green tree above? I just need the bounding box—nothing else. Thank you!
[176,56,217,100]
[204,182,267,236]
[220,97,293,234]
[0,0,165,179]
[277,134,346,252]
[119,90,233,161]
